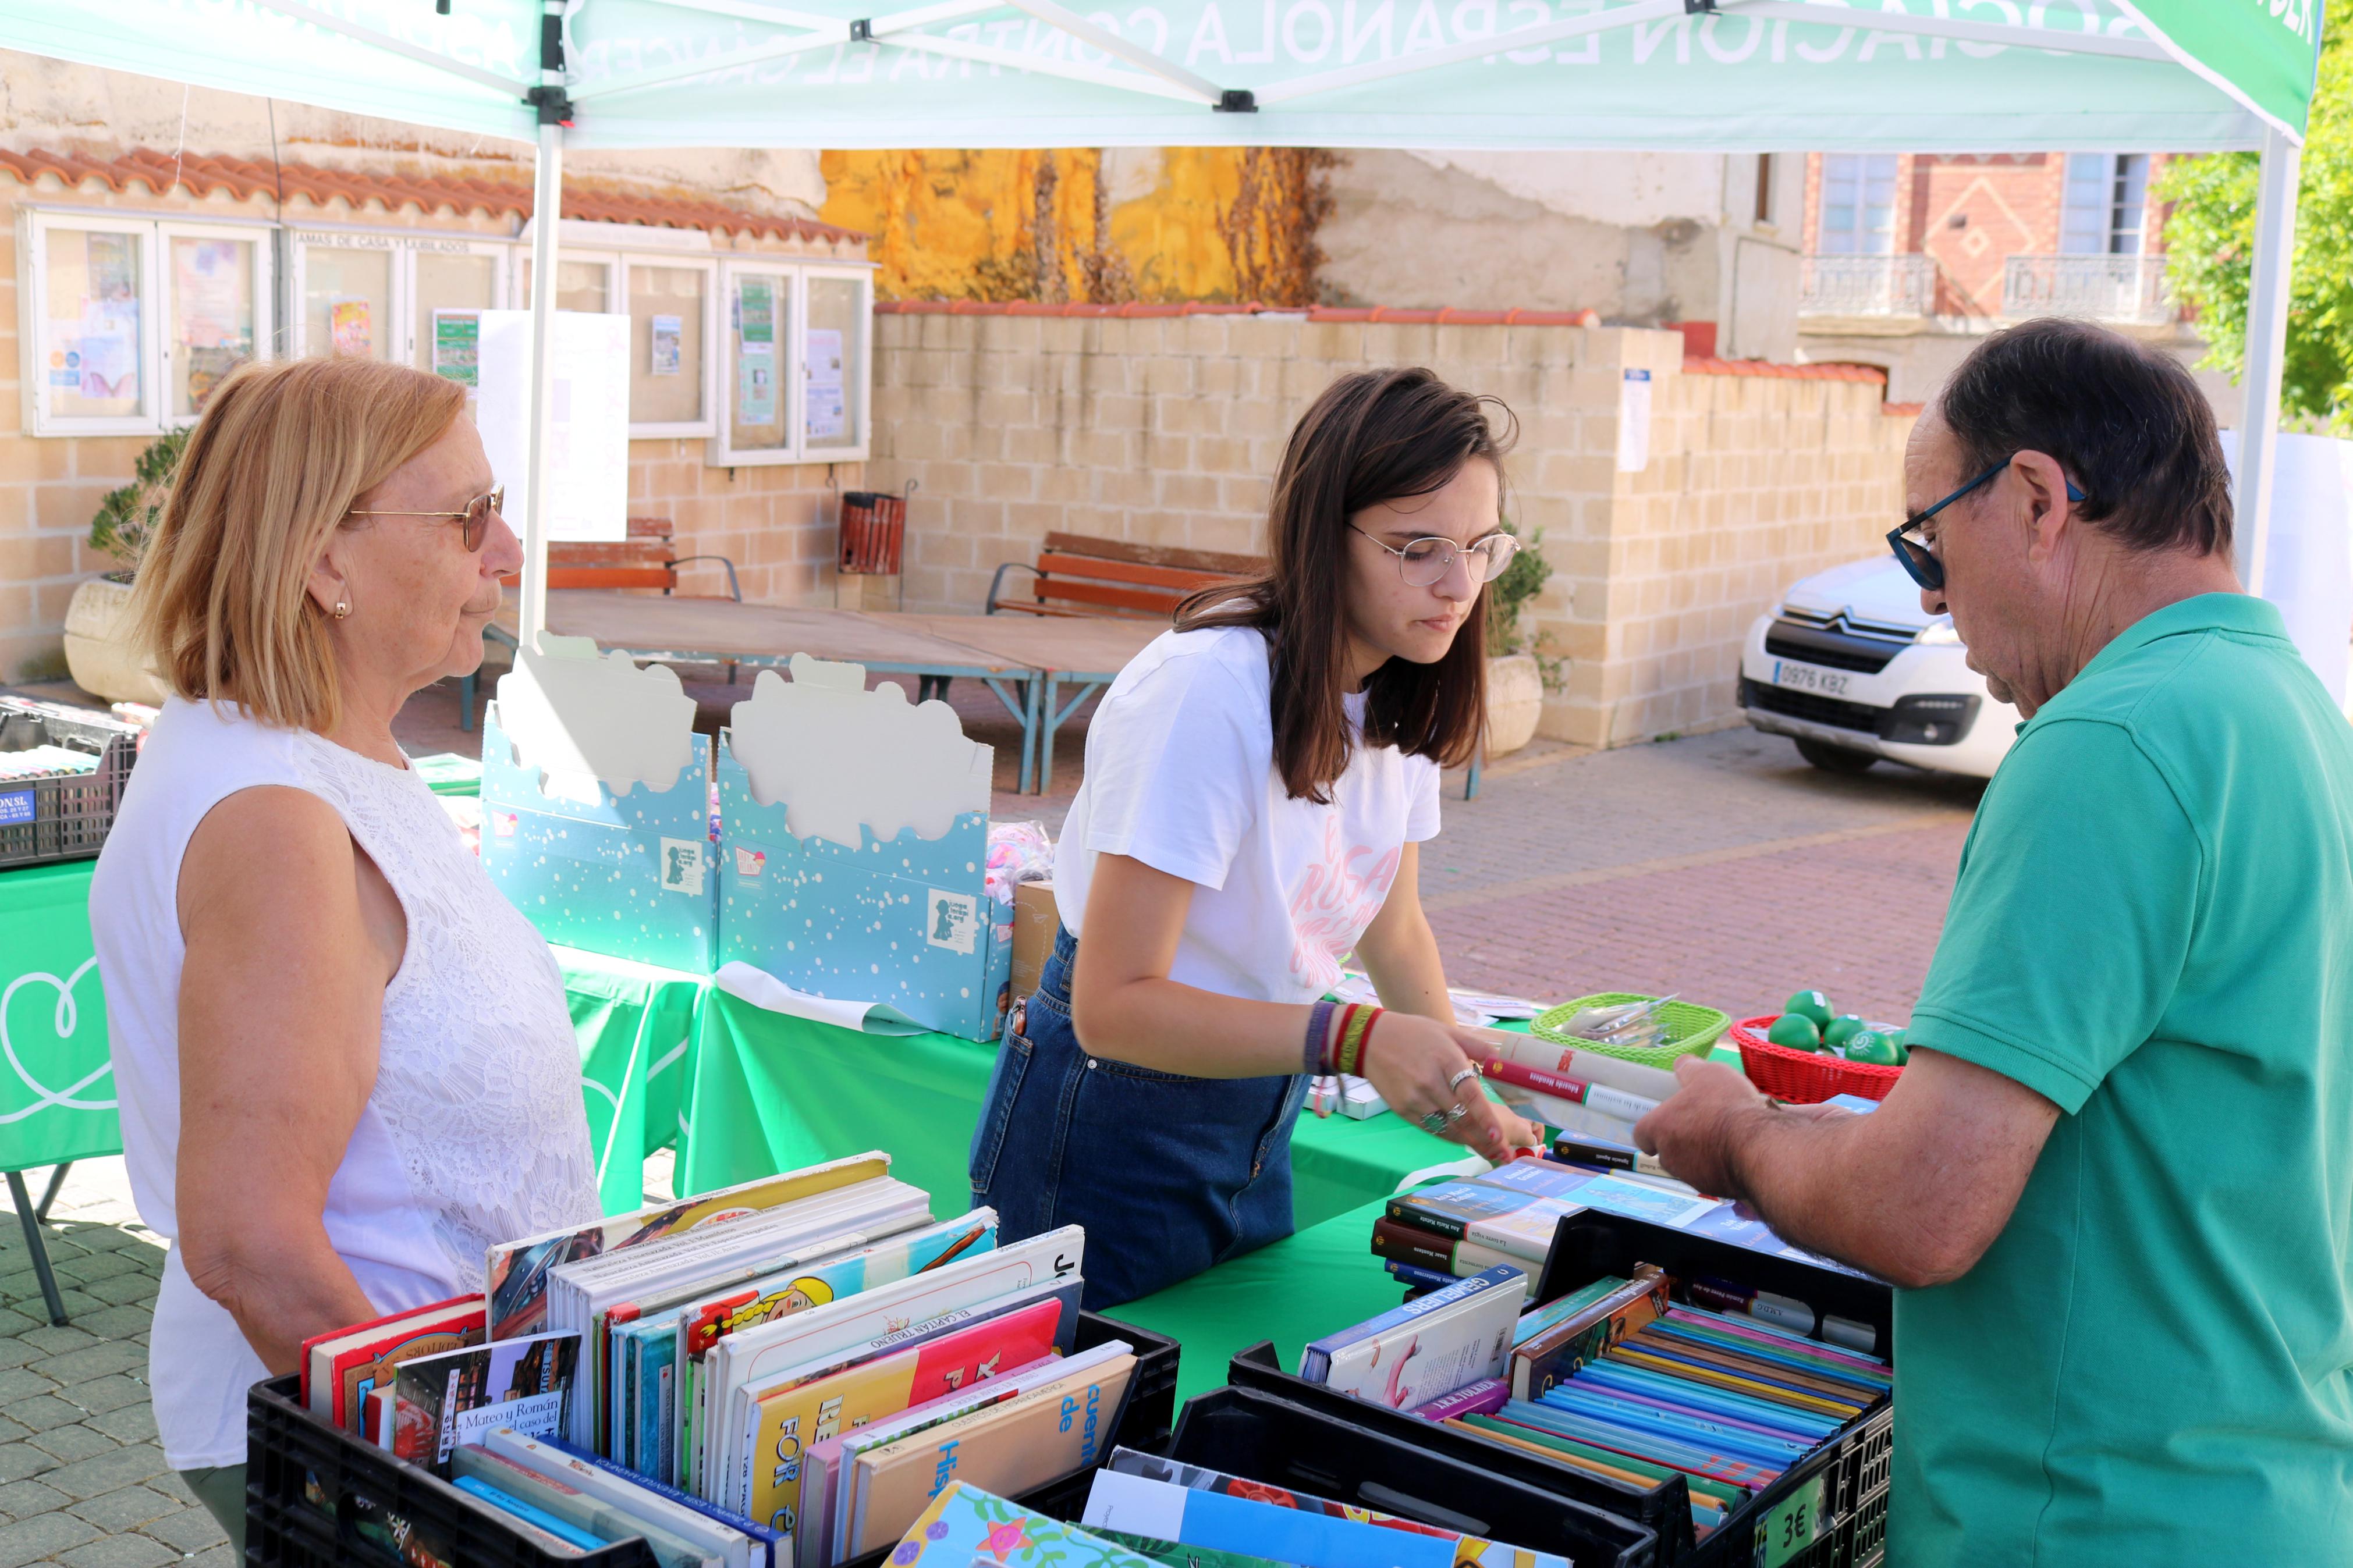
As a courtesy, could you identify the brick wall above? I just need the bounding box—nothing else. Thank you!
[864,307,1914,748]
[0,166,862,683]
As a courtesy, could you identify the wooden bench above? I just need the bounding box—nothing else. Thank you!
[985,531,1263,620]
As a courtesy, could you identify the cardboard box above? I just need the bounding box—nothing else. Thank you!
[1009,879,1059,1001]
[715,655,1012,1041]
[478,642,717,974]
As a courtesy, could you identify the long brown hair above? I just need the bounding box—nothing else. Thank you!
[1178,367,1513,802]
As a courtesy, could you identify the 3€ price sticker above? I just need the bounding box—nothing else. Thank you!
[1754,1474,1825,1568]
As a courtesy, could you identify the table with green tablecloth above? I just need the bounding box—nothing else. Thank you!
[550,947,709,1215]
[674,986,1491,1229]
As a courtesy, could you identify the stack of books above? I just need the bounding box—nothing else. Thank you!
[299,1152,1138,1567]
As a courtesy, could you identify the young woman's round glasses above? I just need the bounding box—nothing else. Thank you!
[1351,525,1520,588]
[347,486,505,552]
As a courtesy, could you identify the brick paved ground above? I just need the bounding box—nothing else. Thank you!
[0,673,1981,1560]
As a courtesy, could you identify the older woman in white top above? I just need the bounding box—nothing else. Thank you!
[89,356,599,1549]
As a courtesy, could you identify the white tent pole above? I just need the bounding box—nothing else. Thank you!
[520,0,569,655]
[2237,125,2301,599]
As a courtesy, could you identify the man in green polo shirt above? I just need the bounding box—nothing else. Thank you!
[1637,317,2353,1565]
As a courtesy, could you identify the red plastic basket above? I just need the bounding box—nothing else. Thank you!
[1731,1014,1906,1103]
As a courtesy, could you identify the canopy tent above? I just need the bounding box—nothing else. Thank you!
[0,0,2324,631]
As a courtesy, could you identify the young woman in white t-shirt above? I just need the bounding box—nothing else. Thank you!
[970,367,1542,1307]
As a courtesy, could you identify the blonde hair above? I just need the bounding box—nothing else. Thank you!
[127,356,469,733]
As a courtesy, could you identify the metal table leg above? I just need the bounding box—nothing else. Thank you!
[36,1163,69,1223]
[6,1172,68,1327]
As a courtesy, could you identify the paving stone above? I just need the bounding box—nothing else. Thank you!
[62,1307,151,1343]
[82,1402,156,1445]
[181,1544,238,1568]
[0,1446,57,1485]
[139,1502,226,1554]
[0,1317,38,1347]
[12,1329,92,1360]
[36,1442,172,1502]
[0,1397,84,1435]
[0,1481,68,1522]
[0,1418,31,1448]
[0,1507,98,1568]
[49,1256,137,1288]
[56,1530,175,1568]
[0,1374,55,1409]
[79,1277,155,1310]
[65,1481,182,1532]
[25,1425,113,1465]
[61,1378,144,1418]
[27,1343,143,1385]
[0,1346,38,1374]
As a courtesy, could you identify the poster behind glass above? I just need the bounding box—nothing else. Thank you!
[302,243,393,360]
[727,274,789,453]
[168,236,255,418]
[629,266,704,425]
[804,276,864,451]
[44,228,145,421]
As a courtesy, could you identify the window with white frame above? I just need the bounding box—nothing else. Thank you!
[2061,154,2150,255]
[1816,154,1900,256]
[523,247,721,436]
[17,207,275,436]
[409,236,515,394]
[711,261,872,466]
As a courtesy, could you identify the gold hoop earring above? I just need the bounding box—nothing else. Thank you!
[332,600,350,620]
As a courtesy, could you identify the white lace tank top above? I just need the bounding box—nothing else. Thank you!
[90,696,599,1467]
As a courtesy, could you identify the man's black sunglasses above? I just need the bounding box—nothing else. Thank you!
[1886,457,2087,592]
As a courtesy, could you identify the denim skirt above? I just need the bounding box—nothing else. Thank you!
[967,926,1309,1310]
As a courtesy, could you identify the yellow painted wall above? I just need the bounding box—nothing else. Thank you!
[820,148,1327,305]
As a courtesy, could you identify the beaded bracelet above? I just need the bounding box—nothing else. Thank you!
[1303,999,1337,1077]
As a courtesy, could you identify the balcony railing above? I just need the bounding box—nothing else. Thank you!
[1798,254,1935,318]
[2001,254,2175,325]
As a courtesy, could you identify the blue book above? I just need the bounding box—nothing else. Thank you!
[1496,1402,1786,1487]
[1383,1258,1457,1292]
[541,1434,786,1568]
[1542,1379,1821,1450]
[1577,1361,1843,1438]
[1475,1159,1603,1204]
[1538,1388,1807,1469]
[1298,1265,1522,1382]
[452,1475,609,1551]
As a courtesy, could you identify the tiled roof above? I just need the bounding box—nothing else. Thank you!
[876,300,1604,325]
[0,146,864,247]
[1682,357,1886,383]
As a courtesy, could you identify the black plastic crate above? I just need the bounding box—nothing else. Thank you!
[1225,1341,1683,1566]
[248,1373,659,1567]
[1534,1212,1894,1568]
[830,1310,1180,1568]
[1160,1384,1658,1568]
[0,698,138,869]
[250,1311,1177,1568]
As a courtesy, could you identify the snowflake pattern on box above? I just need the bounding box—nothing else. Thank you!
[478,707,718,973]
[892,1483,1157,1568]
[716,738,1011,1040]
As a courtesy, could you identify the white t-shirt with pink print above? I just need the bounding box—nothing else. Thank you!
[1056,624,1443,1005]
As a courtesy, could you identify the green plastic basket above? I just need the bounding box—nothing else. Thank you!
[1530,992,1732,1069]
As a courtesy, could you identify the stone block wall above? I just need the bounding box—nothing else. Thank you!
[865,305,1913,748]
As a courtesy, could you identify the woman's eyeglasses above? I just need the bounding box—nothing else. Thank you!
[1887,458,2085,593]
[347,486,505,552]
[1351,525,1520,588]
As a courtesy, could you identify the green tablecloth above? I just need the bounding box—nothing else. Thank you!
[676,987,1486,1229]
[552,947,709,1215]
[0,860,122,1172]
[1106,1196,1404,1406]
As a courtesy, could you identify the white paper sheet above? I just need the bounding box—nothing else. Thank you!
[714,961,926,1036]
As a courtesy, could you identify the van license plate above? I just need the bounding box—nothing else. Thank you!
[1772,660,1851,698]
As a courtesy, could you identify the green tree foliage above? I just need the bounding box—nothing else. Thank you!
[2158,29,2353,428]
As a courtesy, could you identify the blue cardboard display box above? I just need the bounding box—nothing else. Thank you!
[715,737,1012,1041]
[479,702,718,974]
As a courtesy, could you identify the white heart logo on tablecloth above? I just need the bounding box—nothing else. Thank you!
[0,958,116,1123]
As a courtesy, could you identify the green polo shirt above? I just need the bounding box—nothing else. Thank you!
[1894,593,2353,1566]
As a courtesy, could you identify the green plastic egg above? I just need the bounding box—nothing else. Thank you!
[1823,1014,1866,1049]
[1766,1012,1823,1050]
[1784,990,1834,1029]
[1843,1030,1903,1066]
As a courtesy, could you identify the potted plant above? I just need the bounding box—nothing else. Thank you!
[63,427,185,704]
[1482,520,1553,757]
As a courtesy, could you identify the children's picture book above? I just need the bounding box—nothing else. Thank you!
[743,1294,1070,1538]
[1097,1450,1574,1568]
[885,1482,1156,1568]
[391,1329,582,1469]
[537,1434,786,1568]
[488,1153,892,1339]
[846,1354,1137,1557]
[1082,1464,1570,1568]
[1298,1265,1522,1409]
[485,1428,769,1568]
[301,1292,485,1432]
[1088,1526,1301,1568]
[1509,1268,1668,1401]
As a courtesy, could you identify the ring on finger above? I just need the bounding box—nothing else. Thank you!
[1444,1102,1470,1123]
[1417,1110,1450,1134]
[1446,1066,1478,1091]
